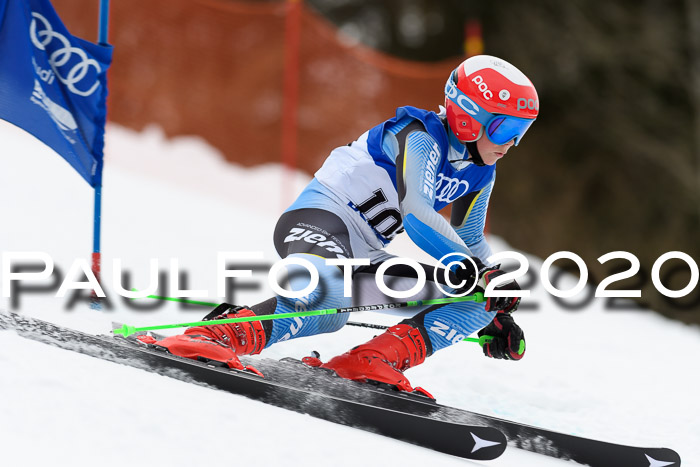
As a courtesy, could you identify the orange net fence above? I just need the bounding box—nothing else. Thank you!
[53,0,462,174]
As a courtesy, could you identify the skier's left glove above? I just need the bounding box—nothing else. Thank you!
[455,257,521,313]
[477,313,526,361]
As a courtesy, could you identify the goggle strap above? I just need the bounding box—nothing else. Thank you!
[445,77,493,125]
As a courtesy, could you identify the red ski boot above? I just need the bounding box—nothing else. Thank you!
[304,324,432,396]
[137,305,266,375]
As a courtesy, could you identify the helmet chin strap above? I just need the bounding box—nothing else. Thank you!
[444,116,486,168]
[445,119,486,167]
[465,141,486,166]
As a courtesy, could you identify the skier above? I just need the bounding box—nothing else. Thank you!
[142,55,538,393]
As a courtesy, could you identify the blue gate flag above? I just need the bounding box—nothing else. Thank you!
[0,0,113,186]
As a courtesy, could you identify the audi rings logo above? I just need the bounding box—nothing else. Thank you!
[30,12,101,97]
[435,174,469,203]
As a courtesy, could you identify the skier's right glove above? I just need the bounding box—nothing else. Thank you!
[454,257,521,313]
[477,312,526,361]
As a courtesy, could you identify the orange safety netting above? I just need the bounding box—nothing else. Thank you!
[52,0,461,174]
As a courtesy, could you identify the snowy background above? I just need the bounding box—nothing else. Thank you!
[0,120,698,466]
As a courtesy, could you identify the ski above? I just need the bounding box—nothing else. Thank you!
[0,312,506,461]
[0,312,682,466]
[122,325,682,467]
[234,357,683,467]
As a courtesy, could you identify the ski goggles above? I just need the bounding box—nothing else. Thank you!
[484,114,535,146]
[445,74,535,146]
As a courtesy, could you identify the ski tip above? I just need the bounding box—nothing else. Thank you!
[644,448,682,466]
[112,324,135,337]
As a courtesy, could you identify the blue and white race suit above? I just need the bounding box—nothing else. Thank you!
[255,106,498,356]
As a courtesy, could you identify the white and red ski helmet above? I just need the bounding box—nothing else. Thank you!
[445,55,539,145]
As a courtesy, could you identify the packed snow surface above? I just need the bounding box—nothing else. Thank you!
[1,120,698,466]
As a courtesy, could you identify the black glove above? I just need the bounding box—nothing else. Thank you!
[477,313,526,360]
[455,257,521,313]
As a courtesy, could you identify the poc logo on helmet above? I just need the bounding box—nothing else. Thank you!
[445,80,478,116]
[471,75,493,100]
[517,98,539,111]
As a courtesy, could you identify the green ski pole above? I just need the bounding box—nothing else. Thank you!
[114,292,486,338]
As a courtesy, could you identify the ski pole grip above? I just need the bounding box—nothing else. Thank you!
[113,324,136,337]
[478,335,494,347]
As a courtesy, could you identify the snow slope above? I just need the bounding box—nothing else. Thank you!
[1,120,698,466]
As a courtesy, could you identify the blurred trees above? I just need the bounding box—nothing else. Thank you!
[307,0,700,322]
